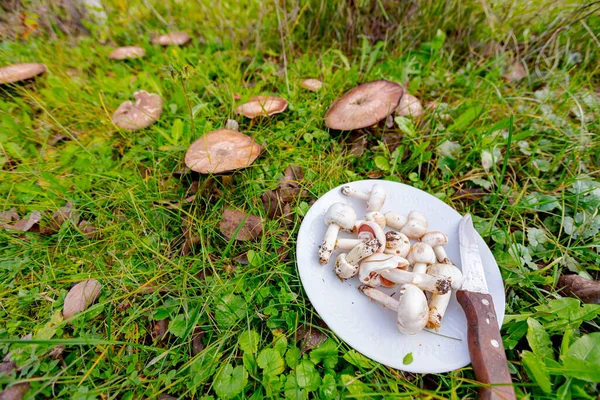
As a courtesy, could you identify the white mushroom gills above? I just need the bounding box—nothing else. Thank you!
[335,238,381,280]
[341,183,386,212]
[318,203,357,264]
[407,242,436,274]
[401,211,428,238]
[425,264,464,330]
[358,253,409,288]
[421,231,450,264]
[384,231,410,257]
[385,211,407,230]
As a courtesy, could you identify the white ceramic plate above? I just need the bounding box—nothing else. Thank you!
[296,180,506,373]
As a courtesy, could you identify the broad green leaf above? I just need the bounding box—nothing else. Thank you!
[273,335,288,357]
[238,330,260,354]
[431,29,446,51]
[394,116,417,137]
[374,155,390,172]
[526,318,553,360]
[35,310,63,340]
[257,348,285,376]
[522,351,552,394]
[309,339,338,369]
[295,359,320,390]
[402,352,413,365]
[213,364,248,399]
[215,294,247,327]
[285,346,301,369]
[341,374,372,395]
[567,332,600,362]
[561,357,600,383]
[319,374,338,399]
[448,105,483,131]
[560,332,600,382]
[169,314,187,338]
[243,352,256,375]
[284,375,308,400]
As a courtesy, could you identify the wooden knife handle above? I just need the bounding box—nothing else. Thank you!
[456,290,516,400]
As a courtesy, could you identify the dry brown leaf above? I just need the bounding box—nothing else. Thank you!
[49,345,65,360]
[77,220,99,239]
[296,324,327,354]
[261,190,286,219]
[0,208,19,224]
[2,210,42,232]
[63,280,102,319]
[152,319,169,342]
[276,232,291,261]
[192,328,205,355]
[558,275,600,304]
[219,209,262,241]
[452,187,487,201]
[0,361,16,376]
[0,382,31,400]
[504,62,527,83]
[40,202,79,235]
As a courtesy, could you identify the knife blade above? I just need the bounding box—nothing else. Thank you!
[457,214,516,400]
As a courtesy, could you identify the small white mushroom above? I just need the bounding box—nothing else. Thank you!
[225,119,240,131]
[318,203,357,264]
[384,231,410,257]
[341,183,386,212]
[385,211,407,230]
[358,253,409,288]
[421,231,450,264]
[379,268,451,295]
[425,264,464,331]
[353,211,386,232]
[401,211,428,239]
[335,238,381,280]
[359,284,429,335]
[356,221,386,252]
[407,242,436,274]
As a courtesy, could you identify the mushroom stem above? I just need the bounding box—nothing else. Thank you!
[341,184,386,212]
[320,224,341,263]
[335,239,381,280]
[335,238,364,250]
[426,292,451,330]
[385,212,407,230]
[341,186,369,201]
[379,269,451,294]
[358,286,399,311]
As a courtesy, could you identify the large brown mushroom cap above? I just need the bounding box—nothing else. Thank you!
[0,63,46,85]
[185,129,263,174]
[235,96,288,119]
[151,32,191,46]
[108,46,146,60]
[324,80,404,130]
[112,90,164,130]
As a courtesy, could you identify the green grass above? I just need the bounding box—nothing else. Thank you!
[1,0,599,398]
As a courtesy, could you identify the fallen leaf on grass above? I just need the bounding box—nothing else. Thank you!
[504,62,527,83]
[558,275,600,304]
[1,210,42,232]
[452,187,487,201]
[261,190,286,220]
[296,324,327,354]
[0,382,31,400]
[152,319,169,342]
[63,280,102,319]
[77,220,99,239]
[0,208,19,224]
[219,209,263,241]
[40,201,79,235]
[192,328,205,355]
[0,361,16,376]
[49,345,65,360]
[279,165,308,201]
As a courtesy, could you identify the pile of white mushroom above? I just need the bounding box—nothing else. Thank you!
[318,184,464,335]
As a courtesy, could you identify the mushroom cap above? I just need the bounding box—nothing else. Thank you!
[152,32,191,46]
[235,96,288,119]
[335,253,359,280]
[324,203,357,231]
[0,63,46,85]
[108,46,146,60]
[396,283,429,334]
[384,231,411,257]
[324,80,404,131]
[395,93,424,117]
[401,210,428,238]
[357,221,386,251]
[359,253,408,287]
[112,90,164,130]
[184,129,263,174]
[407,242,436,265]
[421,231,448,247]
[364,211,386,229]
[367,183,386,212]
[300,78,323,92]
[427,263,464,290]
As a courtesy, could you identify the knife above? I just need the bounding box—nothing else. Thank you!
[457,214,516,400]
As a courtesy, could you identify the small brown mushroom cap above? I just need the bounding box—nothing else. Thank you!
[324,80,404,131]
[185,129,263,174]
[300,78,323,92]
[0,63,46,85]
[108,46,146,60]
[112,90,164,130]
[395,93,424,117]
[235,96,288,119]
[151,32,191,46]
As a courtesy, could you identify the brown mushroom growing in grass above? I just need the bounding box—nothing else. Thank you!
[236,96,288,119]
[0,63,46,85]
[108,46,146,60]
[395,92,424,118]
[324,80,404,130]
[152,32,191,46]
[185,129,262,174]
[112,90,164,130]
[300,78,323,92]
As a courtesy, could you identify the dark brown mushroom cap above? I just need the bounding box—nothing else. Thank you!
[300,78,323,92]
[185,129,263,174]
[324,80,404,130]
[112,90,163,130]
[235,96,288,119]
[108,46,146,60]
[0,63,46,85]
[151,32,191,46]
